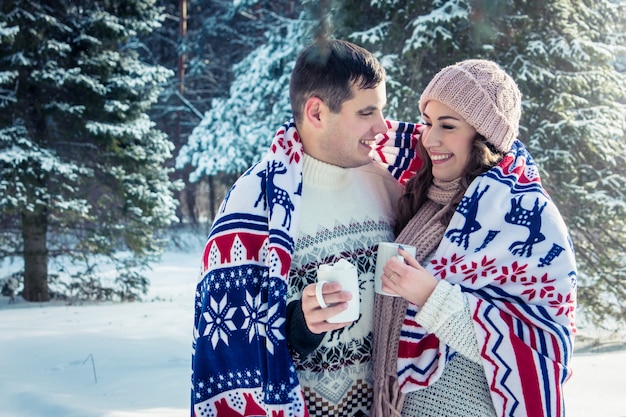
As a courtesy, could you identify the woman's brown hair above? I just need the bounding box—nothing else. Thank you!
[393,133,505,235]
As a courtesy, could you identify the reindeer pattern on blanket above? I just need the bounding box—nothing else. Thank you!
[397,140,577,417]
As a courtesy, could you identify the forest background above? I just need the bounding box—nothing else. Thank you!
[0,0,625,332]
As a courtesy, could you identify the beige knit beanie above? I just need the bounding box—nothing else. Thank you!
[419,59,521,152]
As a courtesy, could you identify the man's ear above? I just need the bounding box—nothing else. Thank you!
[303,96,325,128]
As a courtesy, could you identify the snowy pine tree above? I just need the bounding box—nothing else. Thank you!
[176,5,310,180]
[498,0,626,326]
[344,0,626,326]
[0,0,178,302]
[342,0,480,120]
[175,0,626,326]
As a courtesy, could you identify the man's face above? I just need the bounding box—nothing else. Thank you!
[315,82,387,168]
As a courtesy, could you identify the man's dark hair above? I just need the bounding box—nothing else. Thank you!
[289,39,386,122]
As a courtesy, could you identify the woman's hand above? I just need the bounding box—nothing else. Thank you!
[381,247,438,306]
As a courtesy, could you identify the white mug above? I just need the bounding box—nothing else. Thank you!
[315,259,359,323]
[375,242,416,296]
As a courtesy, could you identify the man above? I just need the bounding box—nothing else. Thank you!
[191,38,411,417]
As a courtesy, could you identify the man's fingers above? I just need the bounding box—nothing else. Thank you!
[304,281,342,297]
[304,282,351,308]
[307,303,353,333]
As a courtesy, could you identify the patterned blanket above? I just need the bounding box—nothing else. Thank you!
[191,117,576,417]
[396,140,577,417]
[191,119,420,417]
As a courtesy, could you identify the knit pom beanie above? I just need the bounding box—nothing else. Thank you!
[419,59,521,152]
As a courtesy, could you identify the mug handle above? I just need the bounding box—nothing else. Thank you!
[315,281,329,308]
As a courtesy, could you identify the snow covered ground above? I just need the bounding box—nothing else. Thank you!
[1,250,625,417]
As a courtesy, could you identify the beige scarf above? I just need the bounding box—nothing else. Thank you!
[371,178,460,416]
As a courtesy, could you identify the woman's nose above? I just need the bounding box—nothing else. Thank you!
[422,129,439,147]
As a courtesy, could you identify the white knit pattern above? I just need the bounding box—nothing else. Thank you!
[401,354,496,417]
[414,280,481,363]
[288,154,402,417]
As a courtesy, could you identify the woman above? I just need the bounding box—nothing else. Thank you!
[371,60,577,417]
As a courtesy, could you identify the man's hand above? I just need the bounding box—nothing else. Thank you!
[301,282,354,333]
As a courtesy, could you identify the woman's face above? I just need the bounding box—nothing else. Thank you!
[421,100,476,182]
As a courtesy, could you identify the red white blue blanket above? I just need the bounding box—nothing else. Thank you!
[191,118,575,417]
[191,119,421,417]
[191,119,306,417]
[396,140,577,417]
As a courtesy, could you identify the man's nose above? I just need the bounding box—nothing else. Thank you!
[371,113,387,135]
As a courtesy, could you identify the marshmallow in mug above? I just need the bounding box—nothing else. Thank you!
[315,259,359,323]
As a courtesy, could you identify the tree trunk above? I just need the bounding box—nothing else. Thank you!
[22,208,49,302]
[208,175,216,222]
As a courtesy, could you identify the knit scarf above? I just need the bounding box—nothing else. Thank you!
[371,179,459,417]
[191,119,421,417]
[375,141,577,417]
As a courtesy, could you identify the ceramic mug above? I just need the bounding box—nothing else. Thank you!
[315,259,359,323]
[374,242,416,296]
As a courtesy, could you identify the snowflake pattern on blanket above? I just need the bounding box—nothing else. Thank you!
[191,120,308,417]
[191,119,423,417]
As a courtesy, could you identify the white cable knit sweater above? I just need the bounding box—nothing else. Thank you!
[401,280,496,417]
[287,154,402,417]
